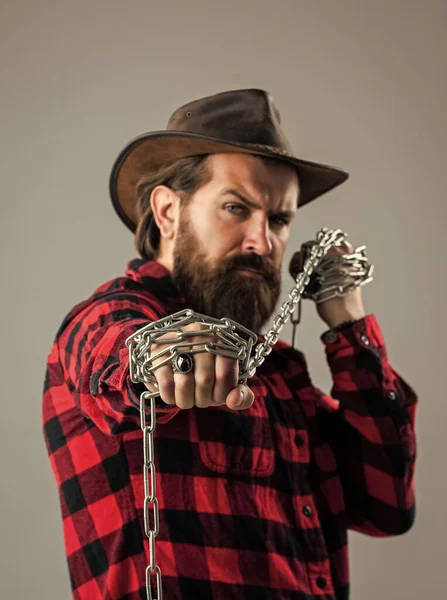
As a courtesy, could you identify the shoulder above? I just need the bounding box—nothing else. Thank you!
[55,267,164,339]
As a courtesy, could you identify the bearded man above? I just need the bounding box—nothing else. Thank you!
[42,89,417,600]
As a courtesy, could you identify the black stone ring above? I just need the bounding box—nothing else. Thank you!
[172,352,195,374]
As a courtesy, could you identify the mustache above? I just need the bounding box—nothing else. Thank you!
[223,255,279,281]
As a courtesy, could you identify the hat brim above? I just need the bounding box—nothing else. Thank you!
[109,131,349,233]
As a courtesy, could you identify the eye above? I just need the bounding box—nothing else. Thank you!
[225,204,290,227]
[270,215,290,227]
[225,204,247,216]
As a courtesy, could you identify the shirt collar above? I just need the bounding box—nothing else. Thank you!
[125,258,187,312]
[126,257,172,282]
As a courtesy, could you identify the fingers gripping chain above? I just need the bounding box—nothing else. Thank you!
[125,227,374,600]
[300,242,374,304]
[128,310,259,389]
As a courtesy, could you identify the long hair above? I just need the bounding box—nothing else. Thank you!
[134,155,211,259]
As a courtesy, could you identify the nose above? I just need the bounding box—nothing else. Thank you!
[241,219,273,256]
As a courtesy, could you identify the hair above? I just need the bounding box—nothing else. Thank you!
[134,155,212,260]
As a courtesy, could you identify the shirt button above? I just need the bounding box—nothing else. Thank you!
[360,334,370,345]
[388,391,397,400]
[316,576,327,589]
[303,505,313,517]
[324,331,338,344]
[294,433,304,447]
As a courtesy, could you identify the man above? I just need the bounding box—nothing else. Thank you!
[42,89,417,600]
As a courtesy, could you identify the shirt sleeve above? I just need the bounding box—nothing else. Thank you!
[57,290,181,436]
[317,314,417,536]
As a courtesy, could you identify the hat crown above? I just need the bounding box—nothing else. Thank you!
[167,89,293,153]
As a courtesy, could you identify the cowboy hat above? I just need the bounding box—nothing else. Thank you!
[109,89,349,232]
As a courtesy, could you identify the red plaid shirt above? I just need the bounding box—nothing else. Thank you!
[42,258,417,600]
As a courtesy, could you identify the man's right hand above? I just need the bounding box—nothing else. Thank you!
[144,322,255,411]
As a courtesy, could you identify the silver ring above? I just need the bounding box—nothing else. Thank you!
[171,352,195,374]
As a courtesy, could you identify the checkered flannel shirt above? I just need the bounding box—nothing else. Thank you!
[42,258,417,600]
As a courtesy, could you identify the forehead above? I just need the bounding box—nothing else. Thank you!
[207,153,299,208]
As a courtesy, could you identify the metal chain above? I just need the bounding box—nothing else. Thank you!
[126,227,374,600]
[247,227,373,375]
[139,390,162,600]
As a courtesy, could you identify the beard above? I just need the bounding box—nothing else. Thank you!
[171,210,282,335]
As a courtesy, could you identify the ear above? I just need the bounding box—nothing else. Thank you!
[150,185,181,242]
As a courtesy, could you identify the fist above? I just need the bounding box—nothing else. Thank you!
[291,239,366,328]
[316,240,366,326]
[145,322,255,411]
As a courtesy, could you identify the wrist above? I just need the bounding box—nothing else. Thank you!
[324,310,366,329]
[327,319,355,332]
[316,289,366,328]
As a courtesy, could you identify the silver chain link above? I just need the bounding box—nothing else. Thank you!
[139,390,162,600]
[126,227,374,600]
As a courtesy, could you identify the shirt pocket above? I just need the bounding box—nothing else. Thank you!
[193,396,275,478]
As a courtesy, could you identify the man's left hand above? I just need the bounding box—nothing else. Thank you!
[314,240,367,328]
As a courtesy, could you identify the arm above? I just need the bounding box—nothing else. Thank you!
[57,289,181,435]
[317,314,417,536]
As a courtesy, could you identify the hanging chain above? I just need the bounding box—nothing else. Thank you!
[138,390,162,600]
[126,227,374,600]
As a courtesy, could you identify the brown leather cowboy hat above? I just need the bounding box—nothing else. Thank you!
[109,89,349,232]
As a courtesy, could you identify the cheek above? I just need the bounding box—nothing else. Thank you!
[196,214,238,256]
[272,232,289,262]
[211,212,241,239]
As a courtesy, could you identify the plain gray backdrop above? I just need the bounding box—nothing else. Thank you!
[1,0,446,598]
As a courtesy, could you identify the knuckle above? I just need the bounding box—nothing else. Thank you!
[157,331,174,344]
[216,356,239,375]
[144,382,158,393]
[195,373,214,388]
[184,322,208,335]
[216,365,238,383]
[158,378,175,396]
[150,352,167,369]
[194,335,215,347]
[157,382,175,404]
[173,375,194,392]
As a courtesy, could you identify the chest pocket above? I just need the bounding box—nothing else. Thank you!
[194,391,275,478]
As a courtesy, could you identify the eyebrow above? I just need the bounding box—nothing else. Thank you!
[222,189,296,220]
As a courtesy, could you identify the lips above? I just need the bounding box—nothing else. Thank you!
[237,268,264,280]
[241,268,261,275]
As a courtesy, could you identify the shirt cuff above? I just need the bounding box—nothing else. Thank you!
[126,379,181,425]
[320,314,386,358]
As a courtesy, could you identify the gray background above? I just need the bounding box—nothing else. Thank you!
[1,0,445,598]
